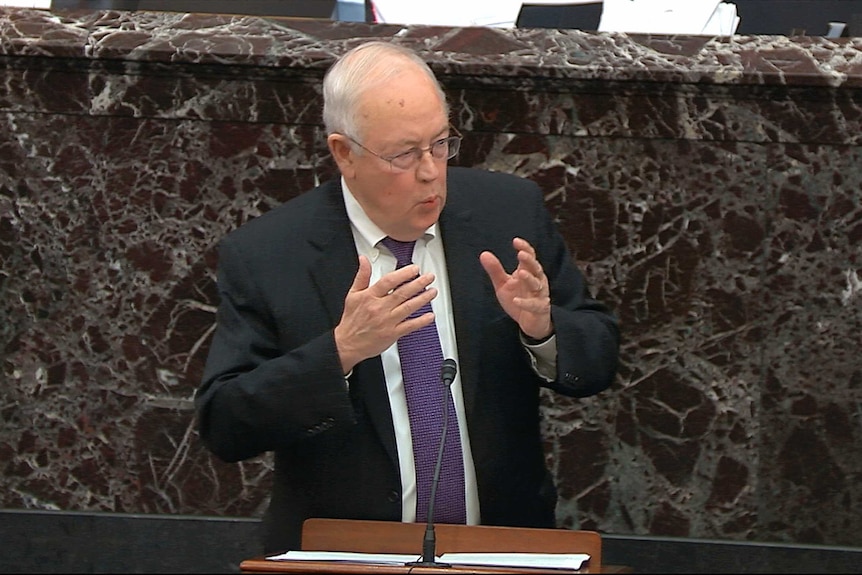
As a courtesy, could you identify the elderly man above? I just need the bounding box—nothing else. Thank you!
[195,41,619,553]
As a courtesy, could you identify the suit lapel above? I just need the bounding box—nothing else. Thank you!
[439,184,496,420]
[307,183,358,328]
[306,181,399,467]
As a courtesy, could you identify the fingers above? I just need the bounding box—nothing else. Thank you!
[374,265,438,322]
[514,264,546,295]
[349,258,437,323]
[335,260,437,373]
[391,302,436,338]
[482,238,547,293]
[512,236,535,254]
[374,264,423,296]
[514,238,549,293]
[385,276,437,320]
[513,237,543,274]
[388,283,437,312]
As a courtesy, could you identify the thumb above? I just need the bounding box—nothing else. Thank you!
[350,255,372,292]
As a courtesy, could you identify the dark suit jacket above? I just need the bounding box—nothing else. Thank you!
[195,167,619,553]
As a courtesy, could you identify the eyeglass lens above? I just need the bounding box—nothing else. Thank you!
[390,137,461,170]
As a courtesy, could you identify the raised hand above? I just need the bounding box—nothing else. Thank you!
[479,237,553,341]
[334,255,437,373]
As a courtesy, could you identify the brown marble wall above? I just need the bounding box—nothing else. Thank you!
[1,8,860,547]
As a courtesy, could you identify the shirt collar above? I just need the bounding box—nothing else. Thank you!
[340,176,438,249]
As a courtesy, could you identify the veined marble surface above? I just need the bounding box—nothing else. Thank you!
[1,7,861,548]
[1,8,862,88]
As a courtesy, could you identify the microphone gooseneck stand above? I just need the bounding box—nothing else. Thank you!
[406,359,458,569]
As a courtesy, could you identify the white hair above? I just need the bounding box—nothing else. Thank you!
[322,41,449,140]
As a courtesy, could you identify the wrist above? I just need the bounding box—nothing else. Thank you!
[521,329,554,346]
[333,326,360,375]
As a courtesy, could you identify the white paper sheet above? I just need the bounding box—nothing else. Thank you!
[599,0,739,35]
[702,2,740,35]
[440,552,590,570]
[267,550,590,570]
[0,0,51,7]
[266,550,422,564]
[371,0,525,27]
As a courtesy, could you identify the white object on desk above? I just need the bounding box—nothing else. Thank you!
[599,0,739,35]
[0,0,51,7]
[267,551,422,565]
[439,552,590,570]
[371,0,525,27]
[826,21,847,38]
[266,550,590,570]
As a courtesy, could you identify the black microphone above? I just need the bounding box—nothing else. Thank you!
[407,358,457,568]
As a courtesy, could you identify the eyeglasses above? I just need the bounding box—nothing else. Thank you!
[343,130,462,172]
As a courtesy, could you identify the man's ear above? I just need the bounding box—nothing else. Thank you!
[328,133,356,178]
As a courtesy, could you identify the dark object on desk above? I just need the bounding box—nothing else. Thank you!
[50,0,337,18]
[517,2,602,31]
[516,0,862,37]
[732,0,860,36]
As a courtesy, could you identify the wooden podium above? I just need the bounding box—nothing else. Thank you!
[240,518,630,573]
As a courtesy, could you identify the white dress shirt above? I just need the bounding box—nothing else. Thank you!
[340,178,557,525]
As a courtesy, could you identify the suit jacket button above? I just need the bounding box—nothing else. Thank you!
[387,490,400,503]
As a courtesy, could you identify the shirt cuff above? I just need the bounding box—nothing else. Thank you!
[521,333,557,381]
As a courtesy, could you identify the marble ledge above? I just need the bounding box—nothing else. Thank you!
[1,7,862,88]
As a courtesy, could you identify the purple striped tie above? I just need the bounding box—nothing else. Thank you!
[381,237,466,524]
